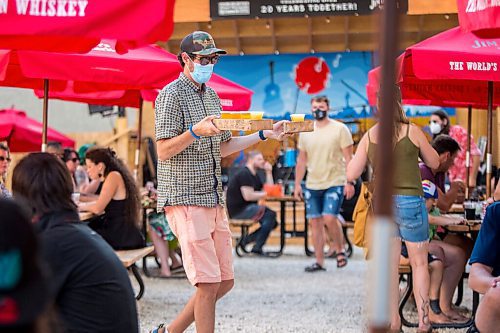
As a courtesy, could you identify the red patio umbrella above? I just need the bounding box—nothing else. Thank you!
[33,73,254,178]
[1,41,181,92]
[367,27,499,197]
[0,108,74,152]
[35,75,254,111]
[0,41,182,152]
[0,0,175,53]
[366,54,500,108]
[457,0,500,35]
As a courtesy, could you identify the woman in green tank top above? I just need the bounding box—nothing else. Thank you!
[347,86,440,333]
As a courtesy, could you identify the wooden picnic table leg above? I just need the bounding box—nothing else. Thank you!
[279,201,286,254]
[472,291,480,316]
[142,209,153,277]
[399,272,418,328]
[130,263,145,300]
[342,226,353,258]
[303,201,313,257]
[235,225,250,257]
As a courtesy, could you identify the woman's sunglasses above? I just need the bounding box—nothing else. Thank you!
[68,158,79,163]
[0,156,11,162]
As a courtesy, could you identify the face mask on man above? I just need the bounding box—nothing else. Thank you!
[189,58,214,84]
[312,109,327,120]
[429,121,442,134]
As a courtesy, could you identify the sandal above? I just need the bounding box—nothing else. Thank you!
[150,323,166,333]
[170,265,184,274]
[336,251,348,268]
[304,262,326,272]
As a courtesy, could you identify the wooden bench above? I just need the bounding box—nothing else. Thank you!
[115,246,154,300]
[228,218,258,257]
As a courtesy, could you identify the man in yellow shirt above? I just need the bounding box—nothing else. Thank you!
[294,95,354,272]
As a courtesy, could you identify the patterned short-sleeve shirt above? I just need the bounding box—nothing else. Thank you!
[155,73,231,211]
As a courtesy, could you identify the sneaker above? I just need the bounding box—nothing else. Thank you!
[250,248,269,257]
[304,262,326,272]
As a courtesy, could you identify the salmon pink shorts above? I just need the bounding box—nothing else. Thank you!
[164,205,234,286]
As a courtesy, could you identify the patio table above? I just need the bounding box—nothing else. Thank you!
[448,203,465,214]
[266,196,313,256]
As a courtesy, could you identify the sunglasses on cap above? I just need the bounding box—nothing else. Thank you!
[189,54,219,65]
[0,156,11,162]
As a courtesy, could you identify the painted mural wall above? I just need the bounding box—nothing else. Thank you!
[214,51,455,123]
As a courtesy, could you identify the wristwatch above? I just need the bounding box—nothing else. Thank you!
[346,180,356,186]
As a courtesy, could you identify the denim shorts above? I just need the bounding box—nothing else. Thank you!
[393,195,429,243]
[304,186,344,219]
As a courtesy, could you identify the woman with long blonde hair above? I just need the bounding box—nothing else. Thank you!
[347,85,440,332]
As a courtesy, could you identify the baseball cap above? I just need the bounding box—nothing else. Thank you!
[180,31,226,56]
[422,180,438,199]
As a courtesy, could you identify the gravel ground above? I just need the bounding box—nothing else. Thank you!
[135,246,473,333]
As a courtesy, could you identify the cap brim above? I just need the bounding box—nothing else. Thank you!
[192,48,227,55]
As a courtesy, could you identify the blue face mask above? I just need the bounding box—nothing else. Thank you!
[190,60,214,84]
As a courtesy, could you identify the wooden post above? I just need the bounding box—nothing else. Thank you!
[369,1,399,332]
[133,98,144,181]
[41,79,49,152]
[115,114,129,166]
[465,105,472,199]
[486,82,493,198]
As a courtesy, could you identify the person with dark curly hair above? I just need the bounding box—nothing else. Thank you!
[80,147,144,250]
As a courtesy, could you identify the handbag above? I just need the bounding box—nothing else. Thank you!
[352,181,374,249]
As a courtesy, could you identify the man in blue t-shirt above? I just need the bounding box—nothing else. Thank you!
[468,202,500,333]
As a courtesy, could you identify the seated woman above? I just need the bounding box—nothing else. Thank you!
[62,148,80,191]
[79,147,144,250]
[0,143,12,198]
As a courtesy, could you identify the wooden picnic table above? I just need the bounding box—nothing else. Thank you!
[445,222,482,233]
[265,195,313,256]
[448,203,464,213]
[442,214,482,232]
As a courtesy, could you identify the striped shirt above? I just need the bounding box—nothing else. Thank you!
[155,73,231,211]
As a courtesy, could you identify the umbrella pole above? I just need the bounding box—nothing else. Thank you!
[486,82,493,198]
[42,79,49,152]
[465,105,472,199]
[133,97,144,182]
[369,2,399,333]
